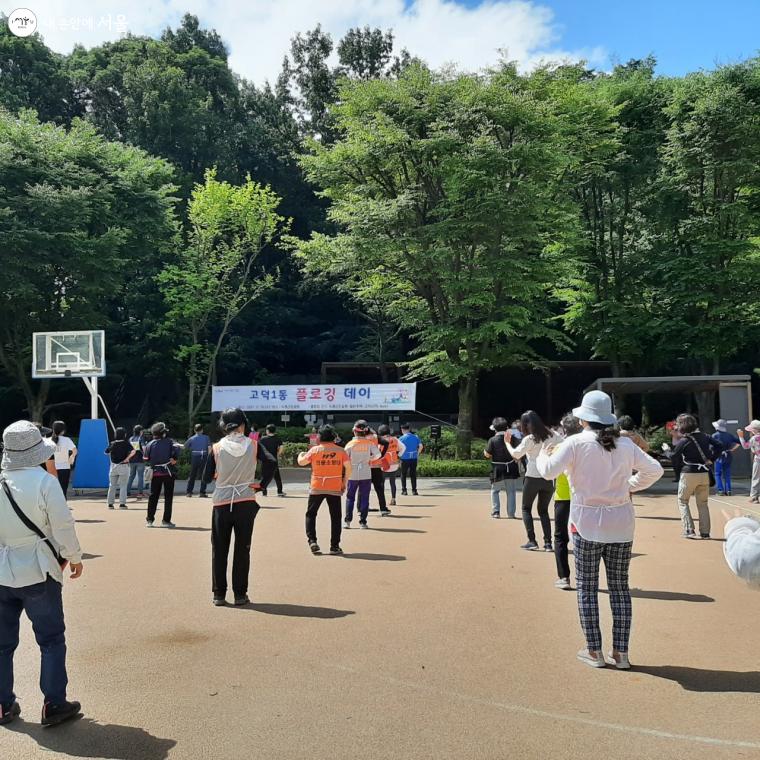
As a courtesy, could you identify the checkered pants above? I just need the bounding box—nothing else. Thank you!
[573,534,633,653]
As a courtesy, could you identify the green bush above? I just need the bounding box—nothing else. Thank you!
[645,426,671,454]
[279,442,309,466]
[418,426,488,460]
[416,459,490,477]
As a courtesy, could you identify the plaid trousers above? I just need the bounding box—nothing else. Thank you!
[573,533,633,653]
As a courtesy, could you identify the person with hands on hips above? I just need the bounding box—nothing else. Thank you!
[0,420,84,727]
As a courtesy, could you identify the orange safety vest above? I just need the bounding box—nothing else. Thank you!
[308,443,348,493]
[386,436,400,466]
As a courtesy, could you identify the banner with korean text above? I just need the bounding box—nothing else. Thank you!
[212,383,416,412]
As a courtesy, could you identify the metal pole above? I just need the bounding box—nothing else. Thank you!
[91,376,98,419]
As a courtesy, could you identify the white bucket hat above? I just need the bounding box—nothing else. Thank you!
[573,391,617,426]
[2,420,57,470]
[745,420,760,433]
[712,419,727,432]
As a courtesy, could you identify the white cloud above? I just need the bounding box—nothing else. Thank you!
[13,0,606,83]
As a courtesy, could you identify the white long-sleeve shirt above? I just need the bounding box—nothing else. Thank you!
[507,432,562,479]
[536,430,663,543]
[0,467,82,587]
[724,516,760,587]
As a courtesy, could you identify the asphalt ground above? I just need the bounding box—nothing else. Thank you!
[3,478,760,760]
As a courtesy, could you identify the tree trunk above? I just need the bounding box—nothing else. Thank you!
[640,395,651,429]
[610,358,625,416]
[694,391,715,433]
[27,380,50,425]
[456,374,478,460]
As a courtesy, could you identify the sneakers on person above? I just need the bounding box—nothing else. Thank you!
[576,649,606,669]
[390,498,397,506]
[726,491,732,496]
[750,497,759,504]
[520,541,539,551]
[717,490,725,496]
[146,520,154,528]
[234,595,250,606]
[0,701,20,725]
[684,532,699,539]
[41,700,81,726]
[401,490,408,496]
[380,509,391,517]
[412,491,419,496]
[700,533,710,540]
[491,514,500,519]
[309,541,321,555]
[359,521,369,529]
[212,596,226,607]
[605,651,631,670]
[200,493,209,498]
[161,521,175,529]
[544,542,553,552]
[277,492,287,498]
[107,504,114,510]
[137,493,144,501]
[555,577,571,590]
[186,493,193,498]
[330,546,344,555]
[119,504,127,510]
[343,520,351,529]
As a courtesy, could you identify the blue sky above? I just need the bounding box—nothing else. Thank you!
[501,0,760,74]
[19,0,760,83]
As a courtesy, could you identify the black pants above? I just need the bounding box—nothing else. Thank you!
[186,456,208,496]
[305,494,342,548]
[554,499,571,579]
[385,471,398,498]
[147,476,174,523]
[260,462,283,495]
[400,460,418,493]
[371,467,388,511]
[57,469,71,498]
[212,502,259,596]
[522,476,554,544]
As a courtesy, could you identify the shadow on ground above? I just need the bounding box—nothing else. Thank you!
[82,553,103,560]
[370,528,426,534]
[247,603,354,619]
[6,717,176,760]
[165,526,211,532]
[601,589,714,602]
[340,552,406,562]
[75,520,106,524]
[636,665,760,693]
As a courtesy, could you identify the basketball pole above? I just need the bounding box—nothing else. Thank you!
[81,376,115,434]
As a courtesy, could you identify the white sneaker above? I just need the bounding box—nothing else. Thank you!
[343,520,351,529]
[577,649,606,668]
[146,520,154,528]
[161,521,176,529]
[555,577,571,590]
[605,652,631,670]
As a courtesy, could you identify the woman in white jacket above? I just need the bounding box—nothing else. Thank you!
[536,392,663,670]
[723,510,760,587]
[0,421,84,726]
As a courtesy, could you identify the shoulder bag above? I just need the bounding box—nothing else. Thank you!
[1,479,68,569]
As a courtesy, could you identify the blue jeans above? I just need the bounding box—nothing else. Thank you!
[127,462,146,494]
[714,457,732,493]
[0,576,68,705]
[491,478,518,517]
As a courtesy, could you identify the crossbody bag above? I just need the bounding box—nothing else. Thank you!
[1,479,68,569]
[684,434,716,488]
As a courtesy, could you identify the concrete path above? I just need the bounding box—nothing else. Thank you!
[4,482,760,759]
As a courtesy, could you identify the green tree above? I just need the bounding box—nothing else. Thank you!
[548,59,671,385]
[158,171,289,430]
[0,19,81,123]
[0,109,177,420]
[650,60,760,427]
[297,65,567,456]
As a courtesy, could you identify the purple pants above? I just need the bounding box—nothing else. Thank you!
[345,480,371,523]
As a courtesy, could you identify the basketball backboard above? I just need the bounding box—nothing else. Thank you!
[32,331,105,379]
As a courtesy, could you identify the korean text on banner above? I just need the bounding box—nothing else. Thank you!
[212,384,416,412]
